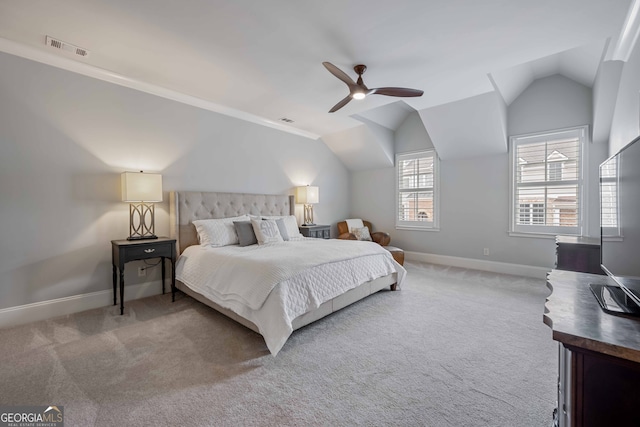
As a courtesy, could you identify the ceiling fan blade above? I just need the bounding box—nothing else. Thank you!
[329,95,352,113]
[370,87,424,97]
[323,62,356,87]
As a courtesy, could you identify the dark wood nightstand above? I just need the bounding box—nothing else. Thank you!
[111,237,176,315]
[299,224,330,239]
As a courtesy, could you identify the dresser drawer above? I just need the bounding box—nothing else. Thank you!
[126,243,173,260]
[299,225,330,239]
[311,229,330,239]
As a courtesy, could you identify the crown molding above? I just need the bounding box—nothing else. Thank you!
[0,37,320,140]
[606,0,640,62]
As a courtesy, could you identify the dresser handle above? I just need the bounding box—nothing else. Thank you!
[144,248,155,253]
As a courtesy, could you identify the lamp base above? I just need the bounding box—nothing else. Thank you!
[127,234,158,241]
[303,204,315,227]
[128,202,158,241]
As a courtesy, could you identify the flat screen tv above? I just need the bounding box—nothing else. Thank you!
[591,135,640,315]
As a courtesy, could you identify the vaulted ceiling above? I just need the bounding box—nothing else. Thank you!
[0,0,635,168]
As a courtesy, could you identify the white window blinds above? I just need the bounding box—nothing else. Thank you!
[600,155,619,236]
[511,127,586,236]
[396,150,439,230]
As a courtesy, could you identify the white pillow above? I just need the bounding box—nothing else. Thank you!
[193,215,249,247]
[263,215,302,238]
[251,218,284,245]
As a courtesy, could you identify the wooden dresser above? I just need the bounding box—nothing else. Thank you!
[555,236,603,275]
[545,269,640,426]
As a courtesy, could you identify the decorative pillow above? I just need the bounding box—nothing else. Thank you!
[251,218,284,245]
[262,215,302,239]
[193,215,249,247]
[275,218,290,241]
[233,221,258,247]
[351,226,372,241]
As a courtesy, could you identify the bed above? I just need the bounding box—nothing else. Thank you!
[169,191,406,355]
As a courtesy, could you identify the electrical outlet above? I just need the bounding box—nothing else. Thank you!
[483,248,490,256]
[138,267,146,277]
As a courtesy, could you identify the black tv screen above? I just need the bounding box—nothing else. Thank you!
[600,135,640,306]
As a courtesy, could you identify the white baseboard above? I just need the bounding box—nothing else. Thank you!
[0,280,166,329]
[404,251,549,279]
[0,253,549,329]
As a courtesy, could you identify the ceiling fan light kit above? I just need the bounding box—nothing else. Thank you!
[352,91,366,100]
[322,61,424,113]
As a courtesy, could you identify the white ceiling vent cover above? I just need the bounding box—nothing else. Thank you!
[45,36,90,58]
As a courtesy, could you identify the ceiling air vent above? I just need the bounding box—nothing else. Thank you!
[279,117,295,123]
[45,36,90,58]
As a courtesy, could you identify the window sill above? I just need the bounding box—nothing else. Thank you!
[508,231,576,239]
[396,225,440,232]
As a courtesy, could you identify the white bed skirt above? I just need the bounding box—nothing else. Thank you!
[176,272,397,335]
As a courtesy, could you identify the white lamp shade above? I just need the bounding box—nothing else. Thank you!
[296,185,319,204]
[121,172,163,202]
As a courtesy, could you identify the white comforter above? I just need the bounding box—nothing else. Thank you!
[176,238,406,355]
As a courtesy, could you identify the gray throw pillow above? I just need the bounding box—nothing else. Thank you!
[234,221,258,246]
[275,218,290,241]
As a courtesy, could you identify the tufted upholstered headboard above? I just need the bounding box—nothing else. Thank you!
[169,191,295,254]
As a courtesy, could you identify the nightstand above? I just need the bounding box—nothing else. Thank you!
[299,224,330,239]
[111,237,176,315]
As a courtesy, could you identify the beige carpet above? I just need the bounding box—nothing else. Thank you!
[0,261,556,426]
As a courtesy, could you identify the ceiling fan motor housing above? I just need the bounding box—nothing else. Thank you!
[354,64,367,75]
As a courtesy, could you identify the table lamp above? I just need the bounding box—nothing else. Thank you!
[296,185,319,226]
[121,171,163,240]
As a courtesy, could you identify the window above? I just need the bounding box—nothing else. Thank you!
[519,203,545,224]
[510,126,587,236]
[548,161,563,181]
[396,150,439,230]
[600,156,619,236]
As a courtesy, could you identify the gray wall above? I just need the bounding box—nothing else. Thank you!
[395,111,434,153]
[0,52,350,310]
[351,74,601,269]
[609,39,640,155]
[508,75,592,136]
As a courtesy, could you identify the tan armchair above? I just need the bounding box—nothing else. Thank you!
[337,219,404,273]
[337,220,391,246]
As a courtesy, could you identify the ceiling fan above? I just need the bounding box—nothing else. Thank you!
[322,62,424,113]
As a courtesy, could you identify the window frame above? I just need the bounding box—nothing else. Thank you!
[509,126,588,237]
[395,149,440,231]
